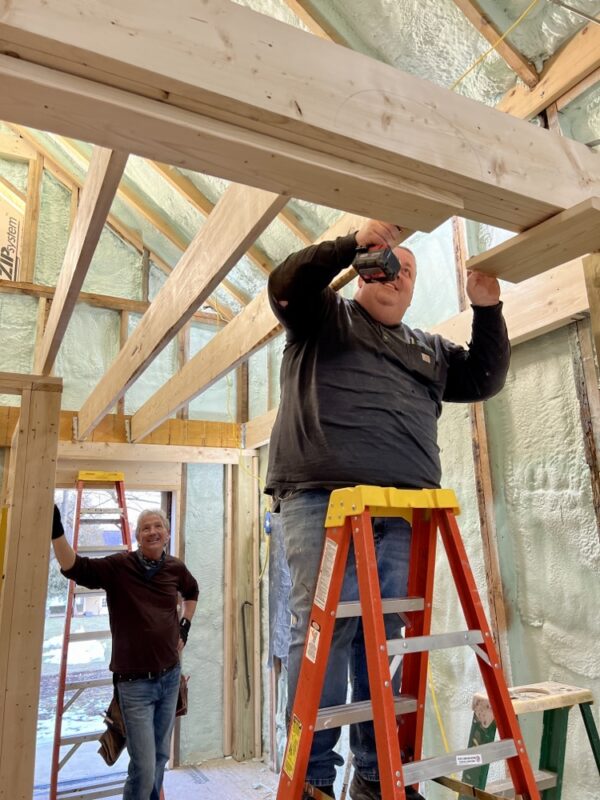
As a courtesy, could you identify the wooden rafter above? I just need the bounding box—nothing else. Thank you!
[151,161,312,253]
[282,0,353,46]
[451,0,538,88]
[129,213,366,441]
[34,146,128,374]
[498,21,600,118]
[149,162,276,275]
[76,185,287,440]
[56,136,245,310]
[0,280,221,325]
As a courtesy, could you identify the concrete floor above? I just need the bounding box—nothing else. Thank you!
[34,756,277,800]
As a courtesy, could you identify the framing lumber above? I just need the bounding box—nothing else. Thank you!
[451,0,538,88]
[555,65,600,112]
[57,441,252,464]
[243,255,592,445]
[6,2,600,228]
[497,22,600,119]
[76,184,287,439]
[57,136,245,310]
[129,213,366,441]
[151,161,308,264]
[452,216,511,679]
[231,453,260,760]
[282,0,350,45]
[0,130,36,161]
[583,253,600,374]
[222,463,235,757]
[34,146,128,374]
[18,153,42,282]
[0,279,221,325]
[465,197,600,283]
[0,373,62,800]
[0,408,241,449]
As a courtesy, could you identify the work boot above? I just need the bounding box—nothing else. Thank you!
[349,770,426,800]
[302,784,336,799]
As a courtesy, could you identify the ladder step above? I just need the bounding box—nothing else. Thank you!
[387,629,484,655]
[336,596,424,619]
[315,694,417,731]
[485,768,557,797]
[403,739,517,785]
[79,518,123,526]
[77,545,128,554]
[66,677,113,691]
[60,730,105,746]
[80,508,124,516]
[70,630,112,642]
[56,777,126,800]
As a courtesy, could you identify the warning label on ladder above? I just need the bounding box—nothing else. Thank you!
[306,622,321,664]
[283,715,303,779]
[314,539,338,611]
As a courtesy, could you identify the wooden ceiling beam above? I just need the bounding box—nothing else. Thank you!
[76,185,287,440]
[1,2,599,229]
[34,146,128,374]
[497,21,600,119]
[451,0,538,88]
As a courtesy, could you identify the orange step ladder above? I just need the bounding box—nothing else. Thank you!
[276,486,541,800]
[50,471,132,800]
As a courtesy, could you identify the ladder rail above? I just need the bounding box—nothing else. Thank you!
[435,508,540,800]
[50,475,132,800]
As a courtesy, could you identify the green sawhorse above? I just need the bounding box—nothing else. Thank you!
[459,681,600,798]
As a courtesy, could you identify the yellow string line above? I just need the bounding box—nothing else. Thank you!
[427,661,452,754]
[451,0,541,91]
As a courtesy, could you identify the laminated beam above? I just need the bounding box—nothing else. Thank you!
[466,198,600,283]
[76,184,287,439]
[34,146,128,374]
[0,58,464,233]
[2,3,600,228]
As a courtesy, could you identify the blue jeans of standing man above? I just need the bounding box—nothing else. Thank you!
[280,489,412,788]
[117,663,181,800]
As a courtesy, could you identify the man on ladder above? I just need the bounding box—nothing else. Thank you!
[52,504,199,800]
[266,219,510,800]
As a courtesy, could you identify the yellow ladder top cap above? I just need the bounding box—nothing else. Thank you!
[325,486,460,527]
[77,470,126,482]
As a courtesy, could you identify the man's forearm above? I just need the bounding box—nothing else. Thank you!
[52,535,77,571]
[181,600,197,622]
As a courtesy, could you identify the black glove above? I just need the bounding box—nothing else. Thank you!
[52,505,65,540]
[179,618,191,645]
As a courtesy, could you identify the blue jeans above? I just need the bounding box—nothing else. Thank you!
[280,489,412,786]
[117,663,181,800]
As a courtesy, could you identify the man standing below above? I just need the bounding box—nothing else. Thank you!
[266,219,510,800]
[52,506,198,800]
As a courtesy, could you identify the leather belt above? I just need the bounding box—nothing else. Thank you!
[114,661,178,683]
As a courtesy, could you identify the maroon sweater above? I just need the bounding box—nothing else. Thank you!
[62,552,199,673]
